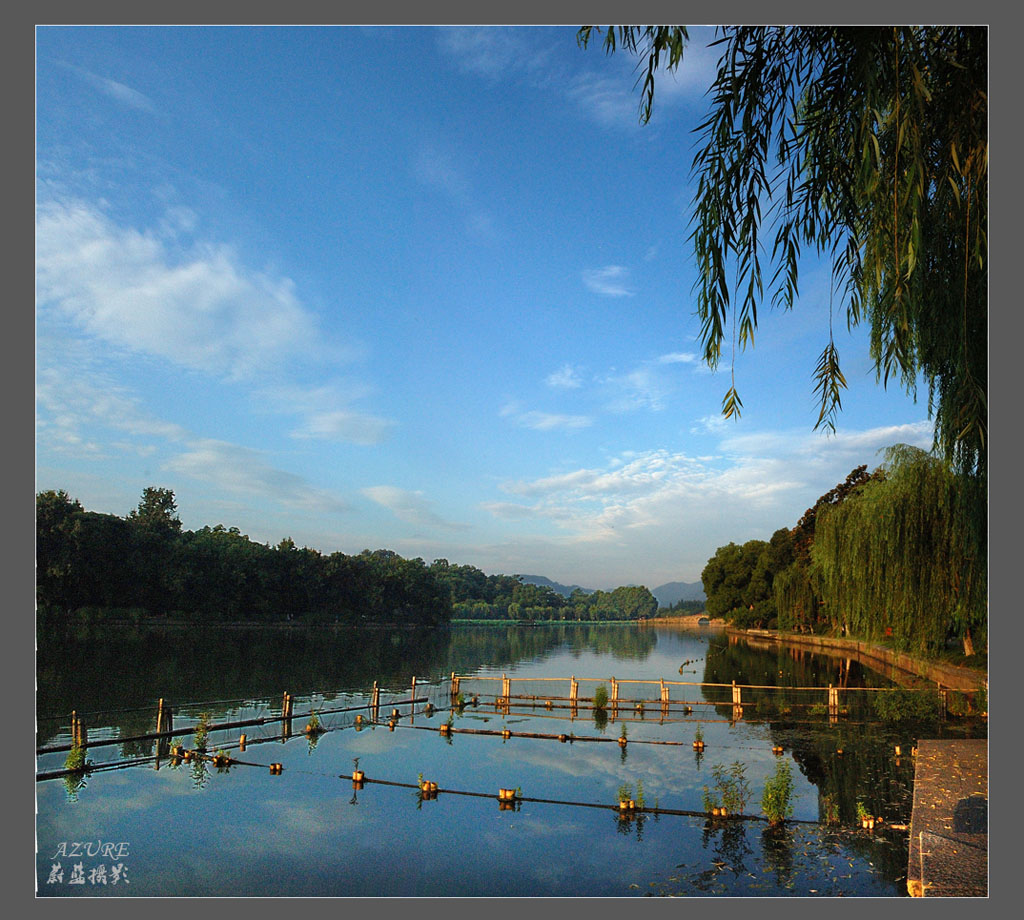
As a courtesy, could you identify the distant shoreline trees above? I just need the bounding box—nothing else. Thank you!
[36,489,660,627]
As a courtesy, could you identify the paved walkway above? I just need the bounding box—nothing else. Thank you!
[907,739,988,897]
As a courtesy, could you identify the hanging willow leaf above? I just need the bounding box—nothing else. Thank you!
[721,385,743,420]
[812,341,847,434]
[577,25,987,482]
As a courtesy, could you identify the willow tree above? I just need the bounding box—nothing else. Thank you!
[577,27,987,480]
[811,445,986,655]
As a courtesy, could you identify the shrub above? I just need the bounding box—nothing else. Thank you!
[593,685,609,710]
[873,689,941,723]
[761,760,794,825]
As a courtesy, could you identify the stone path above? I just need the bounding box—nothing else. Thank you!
[907,738,988,897]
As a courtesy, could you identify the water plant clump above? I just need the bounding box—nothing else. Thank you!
[761,759,795,825]
[709,762,751,814]
[64,743,88,774]
[193,712,211,751]
[593,685,609,710]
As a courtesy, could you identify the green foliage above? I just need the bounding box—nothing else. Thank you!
[872,689,942,723]
[709,762,752,814]
[193,712,211,751]
[820,793,840,825]
[761,760,795,825]
[580,26,987,480]
[701,531,793,627]
[592,685,609,710]
[812,447,986,653]
[694,723,704,744]
[64,744,88,773]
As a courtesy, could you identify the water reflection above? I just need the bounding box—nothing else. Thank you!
[36,623,985,897]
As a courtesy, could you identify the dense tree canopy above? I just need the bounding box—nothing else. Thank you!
[36,489,660,627]
[579,26,987,478]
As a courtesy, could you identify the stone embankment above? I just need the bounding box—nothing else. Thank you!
[727,628,986,692]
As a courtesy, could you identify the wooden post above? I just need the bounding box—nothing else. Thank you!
[828,684,839,721]
[451,673,460,702]
[503,674,511,701]
[610,678,618,703]
[372,681,380,721]
[570,676,578,702]
[731,680,741,706]
[410,676,417,723]
[282,691,293,740]
[155,698,172,762]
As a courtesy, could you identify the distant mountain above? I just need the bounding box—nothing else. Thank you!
[652,581,706,607]
[520,575,592,598]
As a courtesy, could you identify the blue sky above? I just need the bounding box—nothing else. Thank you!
[35,25,936,590]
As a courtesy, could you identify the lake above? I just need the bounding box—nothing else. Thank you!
[36,622,986,896]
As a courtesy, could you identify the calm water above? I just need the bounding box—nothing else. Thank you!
[36,623,985,897]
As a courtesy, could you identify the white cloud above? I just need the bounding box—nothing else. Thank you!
[435,27,558,84]
[658,352,697,365]
[59,60,156,113]
[362,486,465,530]
[36,199,331,382]
[502,407,594,431]
[582,265,633,297]
[546,364,583,389]
[565,73,641,128]
[163,439,350,514]
[485,421,936,579]
[36,360,191,457]
[289,409,395,446]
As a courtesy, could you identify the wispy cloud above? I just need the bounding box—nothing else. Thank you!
[271,381,396,446]
[603,352,697,412]
[362,485,465,530]
[58,60,156,113]
[435,27,558,84]
[486,421,935,557]
[658,352,697,365]
[164,439,350,514]
[500,402,593,432]
[412,143,497,242]
[36,358,191,458]
[545,364,584,389]
[565,73,640,128]
[582,265,633,297]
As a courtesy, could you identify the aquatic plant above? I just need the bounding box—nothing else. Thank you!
[710,762,751,814]
[193,712,211,750]
[593,685,609,710]
[761,760,794,825]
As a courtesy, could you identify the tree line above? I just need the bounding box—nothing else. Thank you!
[36,488,658,626]
[699,446,986,656]
[432,560,658,622]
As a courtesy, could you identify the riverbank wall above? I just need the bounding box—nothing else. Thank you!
[727,628,987,692]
